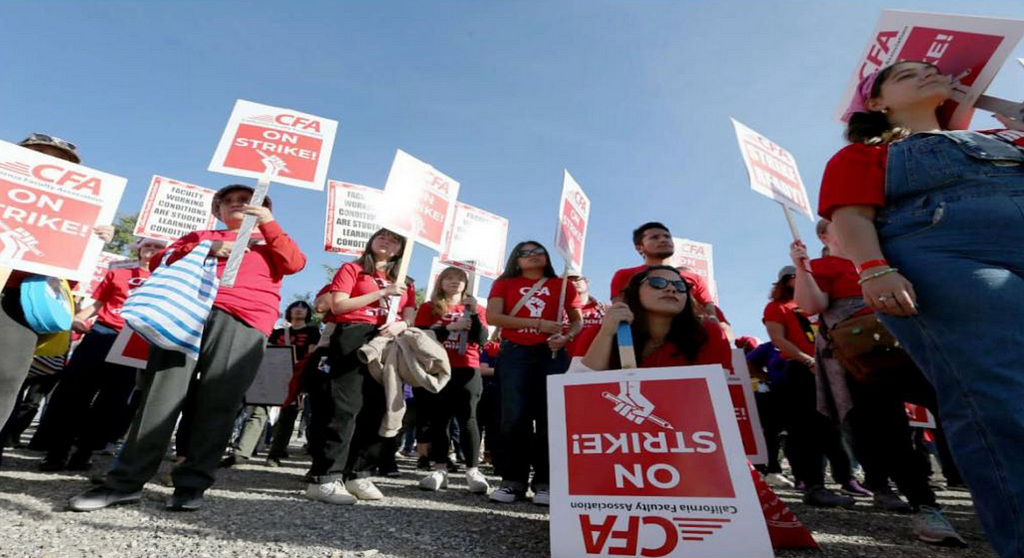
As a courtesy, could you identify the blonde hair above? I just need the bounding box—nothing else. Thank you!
[430,266,469,316]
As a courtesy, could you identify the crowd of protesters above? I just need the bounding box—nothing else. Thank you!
[2,58,1024,558]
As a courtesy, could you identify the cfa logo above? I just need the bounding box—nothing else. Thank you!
[571,190,589,213]
[580,515,678,557]
[274,114,321,132]
[31,164,104,195]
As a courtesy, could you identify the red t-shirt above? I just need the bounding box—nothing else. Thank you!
[414,301,488,368]
[818,129,1024,220]
[489,276,582,346]
[154,222,306,336]
[609,264,727,323]
[809,256,862,299]
[762,300,815,358]
[568,297,607,357]
[573,321,733,371]
[329,262,417,325]
[93,267,151,331]
[268,325,321,361]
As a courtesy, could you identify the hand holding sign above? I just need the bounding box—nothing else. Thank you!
[257,150,290,176]
[0,227,43,260]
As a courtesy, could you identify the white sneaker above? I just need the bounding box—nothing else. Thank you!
[532,489,550,506]
[345,478,384,500]
[419,469,449,491]
[306,481,357,505]
[765,473,796,489]
[489,486,526,503]
[466,469,490,494]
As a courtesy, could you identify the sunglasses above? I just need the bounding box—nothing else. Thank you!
[642,276,688,293]
[25,133,77,151]
[516,247,547,258]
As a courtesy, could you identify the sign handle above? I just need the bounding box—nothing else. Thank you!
[616,322,637,369]
[457,269,476,355]
[781,205,801,243]
[221,178,270,288]
[384,237,415,325]
[0,267,11,290]
[552,262,570,359]
[976,94,1024,122]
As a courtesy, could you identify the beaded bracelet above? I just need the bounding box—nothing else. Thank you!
[857,267,898,285]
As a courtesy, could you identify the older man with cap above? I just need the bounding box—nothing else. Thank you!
[69,183,305,512]
[0,134,114,467]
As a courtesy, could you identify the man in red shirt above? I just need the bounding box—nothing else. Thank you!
[37,238,166,472]
[608,222,731,339]
[566,274,606,358]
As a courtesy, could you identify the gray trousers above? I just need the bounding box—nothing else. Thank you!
[234,404,270,458]
[0,289,40,429]
[105,309,266,492]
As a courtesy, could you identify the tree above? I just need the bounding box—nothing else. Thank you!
[106,214,139,256]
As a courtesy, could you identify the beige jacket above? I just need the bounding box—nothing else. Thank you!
[357,328,451,437]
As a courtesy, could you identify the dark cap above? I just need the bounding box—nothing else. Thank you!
[211,184,273,216]
[18,133,80,164]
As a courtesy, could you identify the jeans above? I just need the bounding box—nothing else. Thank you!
[875,131,1024,557]
[495,341,568,492]
[414,367,483,467]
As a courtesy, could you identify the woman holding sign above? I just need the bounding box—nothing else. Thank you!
[304,228,416,506]
[413,266,490,494]
[576,266,732,371]
[821,60,1024,557]
[486,240,582,505]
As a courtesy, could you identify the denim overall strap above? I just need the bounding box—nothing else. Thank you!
[876,131,1024,558]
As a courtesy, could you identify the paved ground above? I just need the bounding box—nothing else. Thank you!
[0,445,997,558]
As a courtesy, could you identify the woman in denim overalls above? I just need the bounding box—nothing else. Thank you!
[822,60,1024,557]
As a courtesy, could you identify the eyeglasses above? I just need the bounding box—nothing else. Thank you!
[516,247,547,258]
[642,276,688,293]
[24,133,77,151]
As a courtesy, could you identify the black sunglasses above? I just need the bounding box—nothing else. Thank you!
[516,247,547,258]
[26,133,77,151]
[642,276,688,293]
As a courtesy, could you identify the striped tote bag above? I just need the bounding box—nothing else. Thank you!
[121,240,219,361]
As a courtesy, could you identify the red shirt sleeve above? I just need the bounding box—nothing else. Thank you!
[402,281,417,313]
[818,143,888,220]
[414,302,436,328]
[91,270,117,304]
[809,258,834,295]
[488,278,508,304]
[329,262,360,294]
[702,321,734,372]
[258,220,307,277]
[609,269,629,300]
[762,301,785,324]
[572,325,599,358]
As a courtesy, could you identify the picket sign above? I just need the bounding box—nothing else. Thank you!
[71,251,131,302]
[547,365,773,558]
[553,170,591,356]
[905,403,937,429]
[380,150,461,324]
[440,201,509,279]
[134,176,218,242]
[0,140,127,282]
[730,119,810,243]
[209,100,338,287]
[106,327,151,368]
[323,181,384,255]
[835,10,1024,130]
[728,349,769,465]
[669,237,717,302]
[616,322,637,369]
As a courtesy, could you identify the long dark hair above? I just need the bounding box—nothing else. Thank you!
[498,240,558,279]
[430,266,469,316]
[357,228,408,282]
[285,300,313,324]
[845,61,940,145]
[770,278,794,303]
[620,266,707,364]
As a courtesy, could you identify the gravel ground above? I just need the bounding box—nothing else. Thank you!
[0,444,998,558]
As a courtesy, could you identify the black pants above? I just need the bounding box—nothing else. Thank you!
[774,360,851,488]
[1,374,60,448]
[753,390,786,474]
[42,323,138,461]
[306,323,386,482]
[477,374,500,459]
[414,367,483,468]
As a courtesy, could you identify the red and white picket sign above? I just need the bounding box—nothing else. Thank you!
[728,349,769,465]
[71,251,132,301]
[424,255,481,299]
[209,99,338,190]
[554,170,590,273]
[106,327,151,368]
[323,180,384,255]
[669,237,717,302]
[440,202,509,279]
[548,366,772,558]
[381,149,461,253]
[835,10,1024,130]
[134,175,218,242]
[905,403,937,429]
[731,119,812,227]
[0,140,127,282]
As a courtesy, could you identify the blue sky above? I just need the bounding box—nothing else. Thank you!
[1,0,1022,339]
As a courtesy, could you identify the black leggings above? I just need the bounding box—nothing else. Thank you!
[414,367,483,468]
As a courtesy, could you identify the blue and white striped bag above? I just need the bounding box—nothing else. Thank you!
[121,240,219,361]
